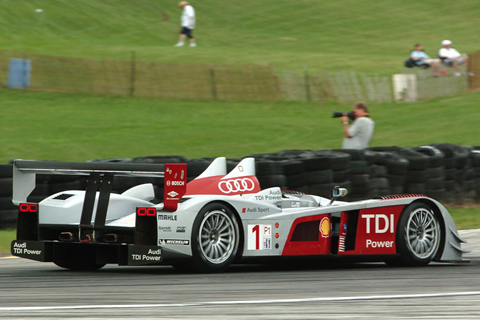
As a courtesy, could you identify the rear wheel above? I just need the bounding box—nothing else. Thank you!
[388,202,442,267]
[191,203,239,273]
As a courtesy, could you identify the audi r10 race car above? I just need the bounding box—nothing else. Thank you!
[11,157,469,272]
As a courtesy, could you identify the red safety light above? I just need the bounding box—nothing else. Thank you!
[137,207,156,216]
[19,203,38,213]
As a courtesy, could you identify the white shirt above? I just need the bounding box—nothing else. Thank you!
[181,5,195,29]
[342,117,375,149]
[439,47,461,59]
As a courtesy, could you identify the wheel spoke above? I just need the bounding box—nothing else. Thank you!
[410,218,418,229]
[411,238,418,248]
[220,230,233,238]
[204,242,213,256]
[424,217,433,229]
[214,215,221,229]
[214,245,221,259]
[205,219,213,232]
[217,241,228,252]
[424,238,432,247]
[218,222,230,233]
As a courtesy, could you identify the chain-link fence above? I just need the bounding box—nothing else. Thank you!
[1,50,478,103]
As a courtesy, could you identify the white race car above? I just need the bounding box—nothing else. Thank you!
[11,157,469,272]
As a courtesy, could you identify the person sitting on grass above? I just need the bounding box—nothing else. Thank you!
[410,44,441,77]
[438,40,472,77]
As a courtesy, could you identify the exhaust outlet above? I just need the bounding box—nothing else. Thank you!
[103,233,118,243]
[59,232,73,241]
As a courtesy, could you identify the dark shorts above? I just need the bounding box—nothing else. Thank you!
[180,27,193,39]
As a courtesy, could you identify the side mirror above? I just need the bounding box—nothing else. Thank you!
[329,186,348,205]
[333,187,348,198]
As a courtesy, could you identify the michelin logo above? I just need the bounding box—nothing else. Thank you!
[159,239,190,245]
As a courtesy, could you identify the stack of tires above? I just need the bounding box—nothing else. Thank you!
[303,150,350,198]
[250,153,295,190]
[250,150,351,199]
[0,164,15,229]
[471,146,480,201]
[413,146,446,200]
[365,150,402,196]
[398,147,445,199]
[330,149,369,200]
[430,144,473,204]
[367,147,409,198]
[3,143,480,230]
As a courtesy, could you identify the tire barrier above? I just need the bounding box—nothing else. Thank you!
[1,143,480,229]
[0,163,15,229]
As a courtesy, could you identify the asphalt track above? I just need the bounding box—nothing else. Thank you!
[1,230,480,320]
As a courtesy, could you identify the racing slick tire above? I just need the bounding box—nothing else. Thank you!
[388,202,442,267]
[190,203,240,273]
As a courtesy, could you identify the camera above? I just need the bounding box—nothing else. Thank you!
[332,111,355,121]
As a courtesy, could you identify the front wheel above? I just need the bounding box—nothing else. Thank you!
[191,203,240,273]
[391,202,442,267]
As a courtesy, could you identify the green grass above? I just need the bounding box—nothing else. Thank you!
[0,0,478,75]
[0,229,15,254]
[1,88,480,164]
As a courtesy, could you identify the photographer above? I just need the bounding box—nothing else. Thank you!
[340,102,375,149]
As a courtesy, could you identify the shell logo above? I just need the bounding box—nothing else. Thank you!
[320,217,330,238]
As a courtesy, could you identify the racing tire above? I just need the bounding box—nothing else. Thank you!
[0,164,13,178]
[389,202,442,267]
[191,203,240,273]
[331,149,365,161]
[413,146,445,168]
[0,178,12,197]
[397,148,430,171]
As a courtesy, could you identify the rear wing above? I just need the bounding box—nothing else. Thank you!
[13,159,187,243]
[12,159,167,205]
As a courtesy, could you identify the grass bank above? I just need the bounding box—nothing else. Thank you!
[1,89,480,164]
[0,0,478,75]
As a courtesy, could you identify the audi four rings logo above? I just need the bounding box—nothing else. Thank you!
[218,178,255,193]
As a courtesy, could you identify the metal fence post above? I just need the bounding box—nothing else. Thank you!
[209,64,217,100]
[304,64,311,102]
[130,51,136,97]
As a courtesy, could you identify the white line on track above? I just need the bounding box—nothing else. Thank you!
[2,291,480,311]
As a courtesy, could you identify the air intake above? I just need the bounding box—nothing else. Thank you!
[290,220,320,242]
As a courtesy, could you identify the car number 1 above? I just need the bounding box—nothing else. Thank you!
[247,224,272,250]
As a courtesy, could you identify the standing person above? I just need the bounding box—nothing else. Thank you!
[438,40,470,76]
[341,102,375,149]
[410,44,441,76]
[174,1,196,47]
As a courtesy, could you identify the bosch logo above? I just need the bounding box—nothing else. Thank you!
[166,180,184,186]
[218,178,255,194]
